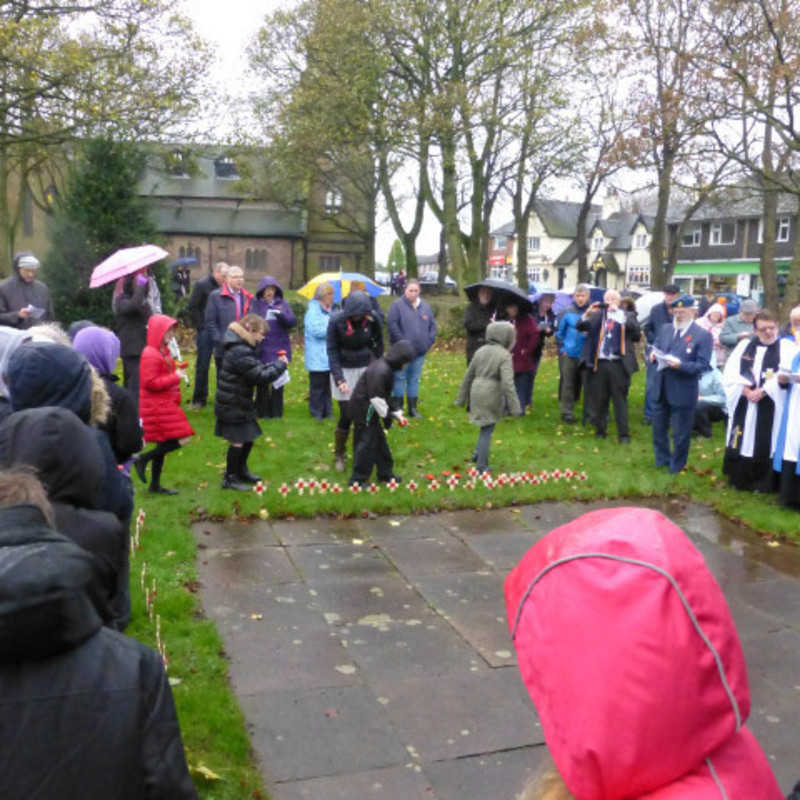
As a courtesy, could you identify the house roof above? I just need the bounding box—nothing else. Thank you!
[491,198,603,240]
[590,211,656,252]
[675,183,798,222]
[139,149,305,238]
[554,240,577,266]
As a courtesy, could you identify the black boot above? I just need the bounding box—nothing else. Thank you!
[133,450,151,484]
[407,397,422,418]
[238,441,262,483]
[390,396,404,412]
[222,446,250,491]
[148,446,178,495]
[334,428,348,472]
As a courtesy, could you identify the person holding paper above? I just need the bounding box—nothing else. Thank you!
[251,276,296,419]
[649,295,712,473]
[722,310,793,493]
[0,251,54,330]
[214,313,287,491]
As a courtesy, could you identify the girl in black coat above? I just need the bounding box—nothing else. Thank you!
[215,314,288,490]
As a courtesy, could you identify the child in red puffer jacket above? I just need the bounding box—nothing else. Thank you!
[134,314,194,494]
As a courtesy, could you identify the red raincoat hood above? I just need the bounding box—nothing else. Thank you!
[146,314,177,350]
[505,507,781,799]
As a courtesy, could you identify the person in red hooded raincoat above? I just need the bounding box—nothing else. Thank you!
[505,506,783,800]
[133,314,194,495]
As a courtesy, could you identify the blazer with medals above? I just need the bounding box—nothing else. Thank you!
[652,320,712,408]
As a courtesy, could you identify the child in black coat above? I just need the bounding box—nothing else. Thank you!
[348,340,415,486]
[214,314,287,490]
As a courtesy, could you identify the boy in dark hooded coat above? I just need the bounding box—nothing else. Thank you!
[348,339,414,486]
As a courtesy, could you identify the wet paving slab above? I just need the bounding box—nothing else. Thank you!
[193,500,800,797]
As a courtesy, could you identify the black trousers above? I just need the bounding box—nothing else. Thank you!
[586,359,630,438]
[121,355,140,411]
[308,371,332,419]
[692,402,726,438]
[350,415,393,483]
[255,383,284,418]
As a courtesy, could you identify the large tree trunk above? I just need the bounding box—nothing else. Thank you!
[440,136,467,287]
[785,213,800,312]
[402,233,418,278]
[649,151,674,289]
[576,196,594,284]
[760,187,778,310]
[516,215,529,291]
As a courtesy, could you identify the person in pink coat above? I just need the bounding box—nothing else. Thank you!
[696,302,727,367]
[505,506,782,800]
[133,314,194,495]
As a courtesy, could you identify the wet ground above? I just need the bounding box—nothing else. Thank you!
[193,499,800,798]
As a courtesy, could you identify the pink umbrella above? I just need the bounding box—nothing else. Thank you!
[89,244,169,288]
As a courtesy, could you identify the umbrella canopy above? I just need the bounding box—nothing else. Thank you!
[298,271,386,303]
[464,278,532,312]
[168,257,197,269]
[90,245,169,289]
[634,291,665,325]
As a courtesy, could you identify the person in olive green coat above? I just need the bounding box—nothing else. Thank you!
[456,321,521,473]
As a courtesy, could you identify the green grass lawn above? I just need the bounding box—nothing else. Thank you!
[129,344,798,798]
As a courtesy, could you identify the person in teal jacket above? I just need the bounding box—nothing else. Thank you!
[304,283,334,419]
[555,285,590,423]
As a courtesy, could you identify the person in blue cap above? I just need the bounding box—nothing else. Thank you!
[649,295,712,473]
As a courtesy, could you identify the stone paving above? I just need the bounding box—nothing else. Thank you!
[193,499,800,798]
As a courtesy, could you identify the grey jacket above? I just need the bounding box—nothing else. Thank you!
[456,321,521,425]
[719,314,754,351]
[0,270,54,330]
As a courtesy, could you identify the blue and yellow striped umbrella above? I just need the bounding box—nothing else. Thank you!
[298,271,386,303]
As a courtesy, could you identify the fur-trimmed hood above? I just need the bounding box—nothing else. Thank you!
[224,321,258,348]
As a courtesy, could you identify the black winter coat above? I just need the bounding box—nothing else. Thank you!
[349,340,415,427]
[113,279,151,358]
[0,407,127,620]
[100,374,143,464]
[215,323,287,426]
[0,504,197,799]
[6,341,134,525]
[187,274,221,330]
[464,301,496,363]
[326,291,383,384]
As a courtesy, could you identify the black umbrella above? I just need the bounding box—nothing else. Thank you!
[464,278,533,312]
[168,256,197,269]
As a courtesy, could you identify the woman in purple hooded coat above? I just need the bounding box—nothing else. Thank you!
[72,326,143,465]
[251,275,297,418]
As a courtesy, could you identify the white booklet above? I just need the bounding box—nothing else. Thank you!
[651,347,681,371]
[272,369,290,389]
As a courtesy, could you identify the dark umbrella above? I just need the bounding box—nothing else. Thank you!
[464,278,533,312]
[167,257,197,269]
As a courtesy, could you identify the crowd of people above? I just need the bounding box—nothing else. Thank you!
[0,248,796,796]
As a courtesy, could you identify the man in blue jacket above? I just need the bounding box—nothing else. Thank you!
[388,279,437,418]
[650,295,712,473]
[555,285,591,423]
[643,283,680,423]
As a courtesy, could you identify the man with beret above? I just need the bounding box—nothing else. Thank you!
[642,283,680,423]
[649,295,712,472]
[0,251,54,329]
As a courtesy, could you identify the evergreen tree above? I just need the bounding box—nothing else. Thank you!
[42,138,163,327]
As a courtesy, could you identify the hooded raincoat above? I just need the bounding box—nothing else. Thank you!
[456,321,521,425]
[139,314,194,443]
[0,503,197,799]
[505,507,782,800]
[251,275,297,362]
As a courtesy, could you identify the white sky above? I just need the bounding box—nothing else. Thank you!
[179,1,476,265]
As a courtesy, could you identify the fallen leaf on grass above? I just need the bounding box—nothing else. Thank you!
[767,540,780,548]
[191,764,222,781]
[249,613,264,620]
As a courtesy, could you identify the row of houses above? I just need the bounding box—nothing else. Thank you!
[488,187,797,298]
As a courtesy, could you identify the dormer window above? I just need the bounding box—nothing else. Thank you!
[593,235,604,251]
[325,189,342,214]
[495,236,507,249]
[214,156,239,179]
